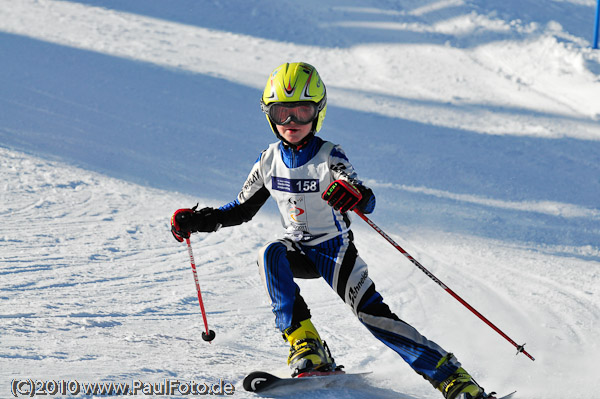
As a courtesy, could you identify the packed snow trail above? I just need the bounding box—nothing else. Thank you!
[1,0,600,398]
[1,0,600,141]
[2,147,599,398]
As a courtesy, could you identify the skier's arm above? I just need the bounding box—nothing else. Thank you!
[217,186,270,227]
[170,153,270,240]
[172,184,269,239]
[328,145,376,214]
[216,152,270,226]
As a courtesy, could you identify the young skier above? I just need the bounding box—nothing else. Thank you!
[171,62,492,399]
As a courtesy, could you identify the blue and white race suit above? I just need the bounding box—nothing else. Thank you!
[217,136,460,387]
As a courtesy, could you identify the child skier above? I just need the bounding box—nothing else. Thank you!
[171,62,492,399]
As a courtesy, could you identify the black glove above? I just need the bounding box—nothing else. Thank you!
[355,186,375,214]
[322,180,363,213]
[171,206,221,242]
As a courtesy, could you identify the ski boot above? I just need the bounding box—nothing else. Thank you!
[438,366,487,399]
[283,319,336,377]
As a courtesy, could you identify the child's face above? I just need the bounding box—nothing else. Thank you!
[275,121,312,145]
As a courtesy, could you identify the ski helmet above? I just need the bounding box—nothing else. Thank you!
[260,62,327,147]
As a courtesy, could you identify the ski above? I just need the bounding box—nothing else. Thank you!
[493,391,517,399]
[243,370,514,398]
[242,369,371,393]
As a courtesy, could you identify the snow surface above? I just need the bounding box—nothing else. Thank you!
[1,1,599,398]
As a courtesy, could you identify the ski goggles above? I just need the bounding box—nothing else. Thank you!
[261,101,323,125]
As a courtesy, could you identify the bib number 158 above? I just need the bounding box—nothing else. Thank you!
[272,177,320,193]
[296,180,318,193]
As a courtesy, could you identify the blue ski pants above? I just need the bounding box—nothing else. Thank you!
[257,232,461,387]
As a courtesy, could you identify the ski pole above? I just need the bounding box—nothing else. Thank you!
[185,237,216,342]
[353,209,535,361]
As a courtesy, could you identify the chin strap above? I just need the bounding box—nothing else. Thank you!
[269,117,318,150]
[280,132,315,150]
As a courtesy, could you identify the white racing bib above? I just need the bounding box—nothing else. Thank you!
[260,141,348,244]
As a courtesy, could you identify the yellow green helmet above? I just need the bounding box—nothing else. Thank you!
[260,62,327,143]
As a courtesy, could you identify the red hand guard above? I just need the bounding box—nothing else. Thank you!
[322,180,363,213]
[171,208,194,242]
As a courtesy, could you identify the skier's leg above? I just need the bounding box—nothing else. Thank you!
[357,293,460,386]
[257,239,314,331]
[306,234,461,388]
[257,239,334,375]
[358,292,486,398]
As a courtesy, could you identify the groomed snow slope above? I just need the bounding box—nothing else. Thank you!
[1,1,599,398]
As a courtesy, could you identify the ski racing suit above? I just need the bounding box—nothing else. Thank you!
[216,136,461,387]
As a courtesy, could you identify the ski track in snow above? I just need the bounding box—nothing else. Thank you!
[2,147,599,398]
[1,0,600,398]
[0,147,276,395]
[0,148,416,398]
